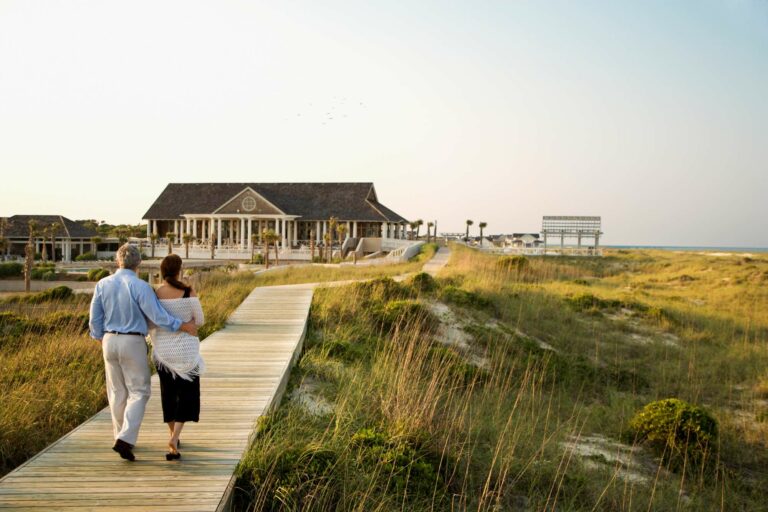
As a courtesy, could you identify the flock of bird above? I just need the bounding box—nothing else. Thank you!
[293,96,367,125]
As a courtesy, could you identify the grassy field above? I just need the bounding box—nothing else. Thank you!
[0,269,263,477]
[233,246,768,511]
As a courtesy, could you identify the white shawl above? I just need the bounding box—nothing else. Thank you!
[149,297,205,381]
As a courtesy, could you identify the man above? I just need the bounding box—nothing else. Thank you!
[89,244,198,461]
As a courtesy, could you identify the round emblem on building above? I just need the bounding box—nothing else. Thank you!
[242,196,257,212]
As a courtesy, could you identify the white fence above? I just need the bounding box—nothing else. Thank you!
[478,245,603,257]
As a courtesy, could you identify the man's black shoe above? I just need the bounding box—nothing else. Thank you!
[112,439,136,461]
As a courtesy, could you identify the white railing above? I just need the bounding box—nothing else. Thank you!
[478,245,603,257]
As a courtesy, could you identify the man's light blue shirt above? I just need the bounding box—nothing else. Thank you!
[89,269,182,340]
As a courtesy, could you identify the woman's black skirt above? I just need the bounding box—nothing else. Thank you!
[157,366,200,423]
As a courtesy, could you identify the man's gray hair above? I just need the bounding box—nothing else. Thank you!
[116,243,142,270]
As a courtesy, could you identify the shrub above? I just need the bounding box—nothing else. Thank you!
[0,262,23,278]
[3,286,76,305]
[353,277,413,304]
[374,299,437,334]
[239,441,339,510]
[439,285,493,310]
[41,271,56,281]
[496,255,529,272]
[87,268,110,282]
[139,272,149,282]
[565,293,623,312]
[351,427,442,497]
[407,272,437,293]
[627,398,717,468]
[75,252,97,261]
[250,253,264,264]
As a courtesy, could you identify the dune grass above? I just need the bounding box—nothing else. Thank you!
[234,246,768,511]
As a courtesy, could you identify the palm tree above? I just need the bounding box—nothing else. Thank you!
[117,228,129,246]
[479,222,487,246]
[0,218,8,258]
[408,221,418,240]
[336,224,348,260]
[327,217,338,263]
[262,229,271,269]
[465,219,473,242]
[427,222,434,243]
[250,233,259,262]
[150,233,158,258]
[24,220,39,293]
[182,233,193,259]
[166,232,175,254]
[323,232,331,263]
[262,229,279,268]
[309,230,316,261]
[273,232,282,266]
[90,236,102,254]
[48,222,60,262]
[415,219,424,239]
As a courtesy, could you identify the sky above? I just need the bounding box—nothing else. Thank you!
[1,0,767,246]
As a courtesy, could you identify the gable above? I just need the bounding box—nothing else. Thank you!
[213,188,284,215]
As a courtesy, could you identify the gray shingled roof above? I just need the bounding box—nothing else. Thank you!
[142,183,409,223]
[2,215,98,239]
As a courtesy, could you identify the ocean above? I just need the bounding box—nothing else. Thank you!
[607,245,768,253]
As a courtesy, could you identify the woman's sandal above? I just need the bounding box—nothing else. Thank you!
[165,440,181,461]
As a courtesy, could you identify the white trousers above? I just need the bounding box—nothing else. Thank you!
[102,333,151,446]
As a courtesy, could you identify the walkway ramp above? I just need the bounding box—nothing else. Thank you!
[0,284,314,511]
[422,246,451,275]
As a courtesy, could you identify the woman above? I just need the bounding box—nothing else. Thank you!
[150,254,205,460]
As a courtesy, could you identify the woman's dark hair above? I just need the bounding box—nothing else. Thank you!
[160,254,190,292]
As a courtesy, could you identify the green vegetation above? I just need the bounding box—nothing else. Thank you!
[235,246,768,511]
[74,251,97,261]
[0,262,23,278]
[87,268,110,282]
[627,398,717,469]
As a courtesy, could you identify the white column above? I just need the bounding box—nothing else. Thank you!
[281,218,287,249]
[152,220,157,236]
[353,221,358,238]
[293,221,298,244]
[247,218,253,250]
[186,219,191,235]
[381,222,387,239]
[316,221,321,243]
[146,223,151,238]
[217,218,222,247]
[192,219,197,238]
[240,218,245,248]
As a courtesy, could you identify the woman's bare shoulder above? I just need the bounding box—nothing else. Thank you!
[156,284,183,300]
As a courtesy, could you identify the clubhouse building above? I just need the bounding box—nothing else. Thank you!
[142,182,410,252]
[1,215,98,262]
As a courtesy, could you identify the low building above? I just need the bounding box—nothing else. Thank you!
[0,215,99,262]
[142,182,409,251]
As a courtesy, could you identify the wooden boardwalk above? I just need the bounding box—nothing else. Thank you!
[0,284,315,511]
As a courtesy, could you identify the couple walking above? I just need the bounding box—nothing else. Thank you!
[89,244,205,462]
